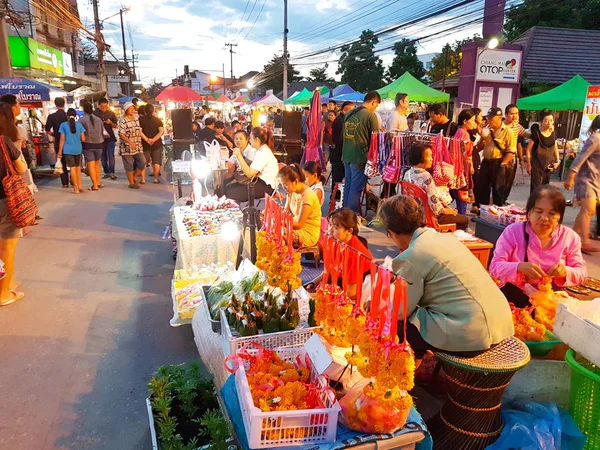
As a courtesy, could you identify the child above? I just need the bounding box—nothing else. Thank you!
[305,208,373,300]
[303,161,325,206]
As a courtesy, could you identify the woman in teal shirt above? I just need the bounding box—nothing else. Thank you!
[378,195,514,359]
[58,108,86,194]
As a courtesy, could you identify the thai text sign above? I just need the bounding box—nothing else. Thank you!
[8,37,71,75]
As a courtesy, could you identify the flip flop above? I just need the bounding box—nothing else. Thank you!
[153,180,160,184]
[140,181,146,185]
[0,290,24,306]
[88,187,99,191]
[98,184,105,189]
[582,245,600,254]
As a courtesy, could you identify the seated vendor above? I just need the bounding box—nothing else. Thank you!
[279,164,322,248]
[305,208,373,299]
[402,143,469,230]
[378,195,514,359]
[226,130,255,182]
[224,127,278,203]
[489,185,587,308]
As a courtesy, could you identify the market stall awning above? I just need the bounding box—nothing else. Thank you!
[215,94,232,104]
[156,85,204,102]
[233,95,251,103]
[0,77,66,102]
[517,74,591,111]
[331,92,365,102]
[256,93,283,107]
[283,88,312,106]
[377,71,450,103]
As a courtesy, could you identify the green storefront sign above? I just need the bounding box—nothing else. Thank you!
[8,37,66,75]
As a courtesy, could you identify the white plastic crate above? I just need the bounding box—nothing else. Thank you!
[220,308,317,365]
[554,302,600,367]
[479,205,526,226]
[235,347,340,449]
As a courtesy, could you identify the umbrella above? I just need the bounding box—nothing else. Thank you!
[215,94,232,104]
[156,85,203,102]
[301,90,325,168]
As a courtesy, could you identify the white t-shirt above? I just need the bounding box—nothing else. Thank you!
[250,144,279,188]
[229,145,255,168]
[387,111,408,132]
[310,182,325,206]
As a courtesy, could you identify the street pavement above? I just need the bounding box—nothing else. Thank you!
[1,167,599,450]
[0,170,198,450]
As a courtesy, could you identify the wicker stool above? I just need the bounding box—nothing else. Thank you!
[428,337,530,450]
[297,246,320,268]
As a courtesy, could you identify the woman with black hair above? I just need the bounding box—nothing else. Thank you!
[279,163,322,248]
[79,102,104,190]
[527,109,559,193]
[565,115,600,253]
[378,195,514,359]
[58,108,86,194]
[402,143,469,230]
[490,185,586,307]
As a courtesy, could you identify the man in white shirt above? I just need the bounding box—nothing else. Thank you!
[387,93,409,132]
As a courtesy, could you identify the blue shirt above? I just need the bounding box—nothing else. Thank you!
[58,121,85,155]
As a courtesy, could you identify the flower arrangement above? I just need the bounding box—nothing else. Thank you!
[512,306,546,342]
[313,283,354,347]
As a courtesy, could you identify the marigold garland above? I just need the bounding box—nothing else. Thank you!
[256,231,302,291]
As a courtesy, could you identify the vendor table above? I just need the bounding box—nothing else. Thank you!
[462,238,494,269]
[472,217,506,253]
[191,304,431,450]
[171,205,245,270]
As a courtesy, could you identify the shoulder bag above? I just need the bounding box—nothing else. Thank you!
[0,139,37,228]
[432,134,455,186]
[364,132,379,178]
[382,134,401,183]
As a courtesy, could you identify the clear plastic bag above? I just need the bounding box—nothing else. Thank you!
[339,378,412,434]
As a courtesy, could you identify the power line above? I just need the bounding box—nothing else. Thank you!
[230,0,251,42]
[241,0,268,41]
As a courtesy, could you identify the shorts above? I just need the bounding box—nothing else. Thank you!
[121,153,146,172]
[144,147,162,166]
[83,147,102,162]
[65,154,82,168]
[0,198,19,239]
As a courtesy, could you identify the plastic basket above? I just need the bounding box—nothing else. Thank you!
[565,350,600,450]
[525,330,562,357]
[220,308,317,364]
[235,347,340,449]
[202,286,221,334]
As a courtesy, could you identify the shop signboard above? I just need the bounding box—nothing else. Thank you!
[578,85,600,150]
[0,77,51,102]
[108,75,130,83]
[477,86,494,111]
[8,37,71,76]
[475,49,522,84]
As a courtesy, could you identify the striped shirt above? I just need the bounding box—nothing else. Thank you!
[507,121,525,142]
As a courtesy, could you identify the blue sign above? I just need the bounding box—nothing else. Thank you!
[0,77,51,102]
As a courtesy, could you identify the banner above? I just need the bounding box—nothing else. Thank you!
[476,49,522,84]
[8,37,71,76]
[578,85,600,150]
[0,77,51,102]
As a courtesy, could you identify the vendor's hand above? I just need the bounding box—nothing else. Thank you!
[548,263,567,279]
[517,262,547,280]
[442,207,457,216]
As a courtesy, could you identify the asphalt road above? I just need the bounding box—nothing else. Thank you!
[0,170,198,450]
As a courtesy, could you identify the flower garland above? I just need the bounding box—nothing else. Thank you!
[256,230,302,290]
[314,283,354,347]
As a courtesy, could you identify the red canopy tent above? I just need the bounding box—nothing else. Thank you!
[156,85,203,102]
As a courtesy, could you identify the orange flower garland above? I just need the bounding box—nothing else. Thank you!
[256,231,302,291]
[314,283,354,347]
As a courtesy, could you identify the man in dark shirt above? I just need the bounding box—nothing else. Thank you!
[215,120,234,151]
[196,117,217,155]
[93,98,118,180]
[331,101,354,192]
[45,97,69,187]
[139,103,164,184]
[428,103,456,136]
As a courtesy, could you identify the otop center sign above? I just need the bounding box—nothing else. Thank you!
[8,37,71,76]
[476,49,522,84]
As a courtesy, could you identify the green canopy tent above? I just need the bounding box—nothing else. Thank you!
[517,75,590,111]
[517,75,591,180]
[377,71,450,103]
[284,88,312,106]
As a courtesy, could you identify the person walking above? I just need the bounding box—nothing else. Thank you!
[564,115,600,253]
[504,104,527,202]
[57,109,86,194]
[342,91,381,215]
[331,102,354,197]
[476,107,517,208]
[321,111,335,167]
[139,104,165,184]
[387,93,409,132]
[0,103,28,306]
[94,98,118,180]
[119,102,146,189]
[427,103,456,136]
[527,109,558,193]
[79,102,104,190]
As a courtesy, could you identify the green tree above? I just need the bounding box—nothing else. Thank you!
[336,30,384,93]
[256,54,301,94]
[307,63,335,83]
[504,0,600,41]
[386,38,425,82]
[428,35,483,84]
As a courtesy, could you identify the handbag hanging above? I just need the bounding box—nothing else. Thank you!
[432,134,455,187]
[364,132,379,178]
[382,135,401,183]
[0,139,37,228]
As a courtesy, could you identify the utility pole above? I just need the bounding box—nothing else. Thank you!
[282,0,288,100]
[91,0,107,91]
[225,43,237,80]
[131,50,137,80]
[0,15,13,78]
[119,9,128,95]
[222,63,226,95]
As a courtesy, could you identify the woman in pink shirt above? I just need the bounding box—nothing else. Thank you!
[490,185,587,307]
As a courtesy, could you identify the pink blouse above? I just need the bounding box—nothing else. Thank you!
[489,222,587,289]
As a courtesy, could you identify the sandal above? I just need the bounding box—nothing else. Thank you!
[88,187,99,191]
[0,290,24,306]
[128,183,140,189]
[582,245,600,254]
[98,184,105,189]
[140,181,146,185]
[153,180,160,184]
